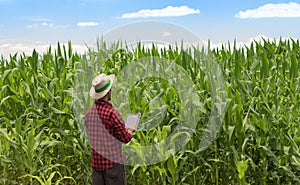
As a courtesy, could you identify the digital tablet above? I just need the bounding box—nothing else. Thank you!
[125,113,140,129]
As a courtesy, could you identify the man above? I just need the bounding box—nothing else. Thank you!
[85,73,135,185]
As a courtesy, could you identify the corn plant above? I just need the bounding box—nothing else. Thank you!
[0,38,299,184]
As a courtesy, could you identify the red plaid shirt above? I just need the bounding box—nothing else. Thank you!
[85,100,132,171]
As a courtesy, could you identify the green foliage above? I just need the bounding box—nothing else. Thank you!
[1,38,300,184]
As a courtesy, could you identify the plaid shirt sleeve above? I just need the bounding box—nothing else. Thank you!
[110,107,132,143]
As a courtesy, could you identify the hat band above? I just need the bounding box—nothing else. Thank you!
[95,79,111,93]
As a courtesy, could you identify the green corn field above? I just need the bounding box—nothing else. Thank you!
[0,38,300,184]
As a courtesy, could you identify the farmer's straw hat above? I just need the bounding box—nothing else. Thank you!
[89,73,115,100]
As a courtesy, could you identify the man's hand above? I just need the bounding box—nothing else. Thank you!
[127,126,135,135]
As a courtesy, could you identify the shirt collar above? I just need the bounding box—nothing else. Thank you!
[95,99,112,106]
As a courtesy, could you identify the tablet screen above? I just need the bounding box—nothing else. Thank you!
[125,113,140,129]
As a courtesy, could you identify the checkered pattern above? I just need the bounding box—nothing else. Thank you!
[85,100,132,171]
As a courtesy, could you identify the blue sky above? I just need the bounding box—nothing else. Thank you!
[1,0,300,58]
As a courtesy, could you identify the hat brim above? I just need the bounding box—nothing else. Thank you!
[89,74,115,100]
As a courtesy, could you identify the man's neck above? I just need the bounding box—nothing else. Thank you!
[101,96,109,101]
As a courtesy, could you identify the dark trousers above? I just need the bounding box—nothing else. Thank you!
[92,164,127,185]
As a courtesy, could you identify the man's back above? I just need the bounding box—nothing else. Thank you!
[85,99,132,171]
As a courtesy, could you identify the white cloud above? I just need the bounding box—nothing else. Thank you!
[29,17,53,22]
[41,22,54,28]
[207,35,272,50]
[235,2,300,18]
[25,24,38,29]
[77,21,100,27]
[0,41,88,60]
[121,5,200,18]
[207,35,299,53]
[25,22,66,30]
[162,31,171,37]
